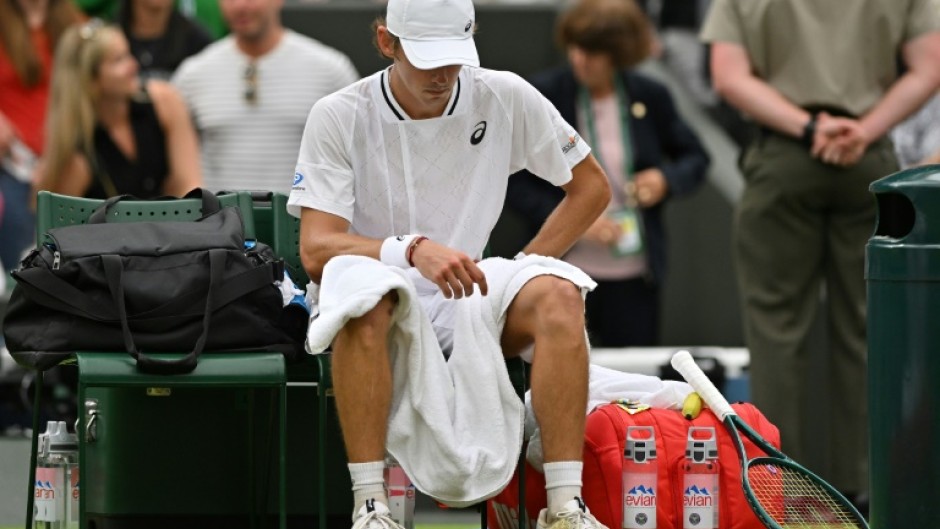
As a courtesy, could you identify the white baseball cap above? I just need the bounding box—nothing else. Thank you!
[386,0,480,70]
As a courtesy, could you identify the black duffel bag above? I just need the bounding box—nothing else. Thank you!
[2,191,306,375]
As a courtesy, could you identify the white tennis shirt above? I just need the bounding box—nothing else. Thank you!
[288,66,591,260]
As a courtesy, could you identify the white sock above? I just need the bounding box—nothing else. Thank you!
[544,461,583,517]
[349,461,387,515]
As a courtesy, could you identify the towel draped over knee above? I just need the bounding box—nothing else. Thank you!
[306,254,596,507]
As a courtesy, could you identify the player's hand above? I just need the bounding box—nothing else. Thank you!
[632,168,669,207]
[410,239,488,299]
[583,216,621,245]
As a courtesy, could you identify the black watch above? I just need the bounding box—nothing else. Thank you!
[801,114,818,148]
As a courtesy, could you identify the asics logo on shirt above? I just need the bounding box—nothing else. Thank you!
[470,121,487,145]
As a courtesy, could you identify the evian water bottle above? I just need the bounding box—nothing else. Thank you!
[681,427,720,529]
[623,426,657,529]
[384,455,415,529]
[34,421,78,529]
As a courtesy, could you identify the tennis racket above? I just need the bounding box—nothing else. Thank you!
[670,350,868,529]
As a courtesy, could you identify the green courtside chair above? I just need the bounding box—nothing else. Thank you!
[24,191,286,529]
[269,192,529,529]
[244,191,351,527]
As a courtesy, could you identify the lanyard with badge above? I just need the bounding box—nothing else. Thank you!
[579,75,645,257]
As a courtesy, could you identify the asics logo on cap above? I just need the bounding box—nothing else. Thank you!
[470,121,487,145]
[465,20,472,32]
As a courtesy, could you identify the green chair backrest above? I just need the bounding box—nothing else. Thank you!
[34,191,256,245]
[246,191,275,248]
[270,193,308,284]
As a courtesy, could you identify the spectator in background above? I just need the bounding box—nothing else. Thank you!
[36,20,202,199]
[118,0,213,82]
[172,0,358,194]
[0,0,81,271]
[891,91,940,168]
[507,0,708,347]
[702,0,940,509]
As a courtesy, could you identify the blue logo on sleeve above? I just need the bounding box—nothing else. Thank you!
[293,172,304,186]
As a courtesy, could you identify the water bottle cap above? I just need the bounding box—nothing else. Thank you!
[43,421,78,453]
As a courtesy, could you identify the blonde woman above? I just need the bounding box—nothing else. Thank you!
[37,20,202,199]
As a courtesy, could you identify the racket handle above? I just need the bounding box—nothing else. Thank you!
[671,350,736,420]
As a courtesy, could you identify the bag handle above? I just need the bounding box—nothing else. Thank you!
[181,188,222,216]
[101,249,225,375]
[88,188,222,224]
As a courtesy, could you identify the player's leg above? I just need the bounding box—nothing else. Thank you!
[502,275,600,528]
[332,291,400,524]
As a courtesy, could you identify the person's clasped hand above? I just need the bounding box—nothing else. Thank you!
[811,112,871,168]
[410,238,489,299]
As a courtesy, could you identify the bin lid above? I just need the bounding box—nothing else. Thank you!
[870,165,940,245]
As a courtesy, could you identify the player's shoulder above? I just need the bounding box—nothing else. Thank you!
[468,67,545,115]
[469,67,533,94]
[309,71,377,116]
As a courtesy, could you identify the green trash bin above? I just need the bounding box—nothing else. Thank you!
[867,164,940,528]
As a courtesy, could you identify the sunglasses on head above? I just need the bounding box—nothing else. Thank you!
[79,18,105,41]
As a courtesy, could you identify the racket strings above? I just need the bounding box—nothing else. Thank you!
[747,463,863,528]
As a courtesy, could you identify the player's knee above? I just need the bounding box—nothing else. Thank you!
[532,278,585,334]
[336,294,395,351]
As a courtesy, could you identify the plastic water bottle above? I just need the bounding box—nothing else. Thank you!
[34,421,79,529]
[681,427,720,529]
[623,426,657,529]
[384,456,415,529]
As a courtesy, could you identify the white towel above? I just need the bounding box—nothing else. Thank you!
[523,364,694,472]
[306,254,596,507]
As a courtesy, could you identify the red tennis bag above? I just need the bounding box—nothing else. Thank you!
[487,402,780,529]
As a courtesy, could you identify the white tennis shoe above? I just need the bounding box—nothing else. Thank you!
[536,497,608,529]
[351,499,405,529]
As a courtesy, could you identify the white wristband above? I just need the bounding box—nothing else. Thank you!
[380,234,419,268]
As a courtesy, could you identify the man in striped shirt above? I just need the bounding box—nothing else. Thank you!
[172,0,358,194]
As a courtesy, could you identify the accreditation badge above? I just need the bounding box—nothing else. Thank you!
[610,207,645,257]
